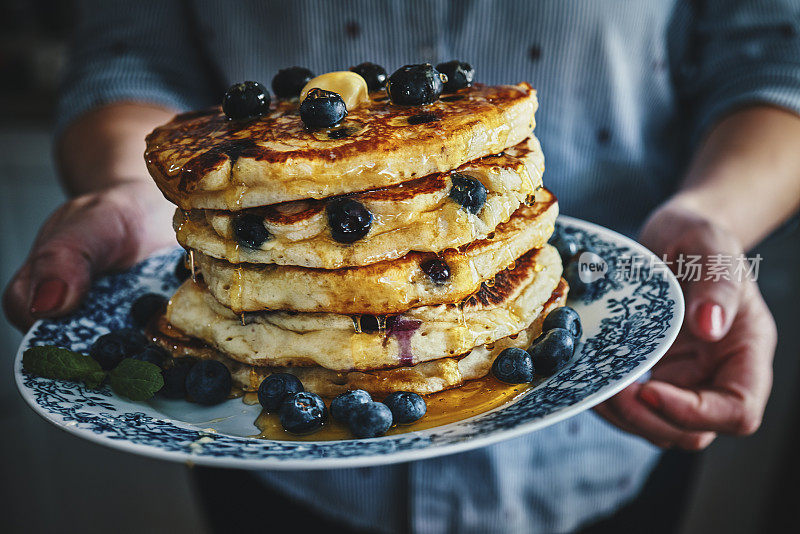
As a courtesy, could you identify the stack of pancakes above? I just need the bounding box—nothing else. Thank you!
[144,81,567,397]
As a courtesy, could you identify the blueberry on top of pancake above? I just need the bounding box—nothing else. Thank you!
[145,83,538,210]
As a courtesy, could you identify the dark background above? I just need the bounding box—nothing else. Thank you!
[1,2,799,532]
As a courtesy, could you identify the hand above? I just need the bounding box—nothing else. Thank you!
[594,200,777,449]
[3,181,175,331]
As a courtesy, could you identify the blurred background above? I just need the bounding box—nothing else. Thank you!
[1,1,799,533]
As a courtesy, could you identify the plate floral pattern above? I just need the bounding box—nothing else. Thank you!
[15,216,683,469]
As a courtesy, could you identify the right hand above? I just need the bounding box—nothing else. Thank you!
[594,199,776,449]
[3,181,175,331]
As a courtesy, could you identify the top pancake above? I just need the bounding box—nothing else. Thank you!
[145,83,537,210]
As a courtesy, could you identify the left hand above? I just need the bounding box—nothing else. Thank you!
[594,199,777,449]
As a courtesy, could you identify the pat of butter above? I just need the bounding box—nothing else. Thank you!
[300,71,370,110]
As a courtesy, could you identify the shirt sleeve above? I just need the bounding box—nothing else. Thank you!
[673,0,800,142]
[56,0,219,135]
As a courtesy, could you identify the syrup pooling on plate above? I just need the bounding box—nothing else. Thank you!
[253,375,532,441]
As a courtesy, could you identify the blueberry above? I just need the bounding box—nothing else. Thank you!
[387,64,446,105]
[131,345,169,367]
[175,254,192,281]
[299,88,348,128]
[326,198,373,243]
[114,328,150,352]
[542,306,582,342]
[350,62,388,91]
[89,334,127,371]
[383,391,427,424]
[528,328,575,375]
[435,60,474,92]
[348,402,393,438]
[530,331,545,347]
[330,389,372,423]
[130,293,168,328]
[258,373,304,412]
[420,258,451,284]
[272,66,314,99]
[222,81,271,120]
[160,358,196,399]
[89,329,148,370]
[232,213,271,249]
[185,360,232,405]
[359,314,380,333]
[549,229,580,264]
[279,392,328,434]
[449,173,487,214]
[491,347,534,384]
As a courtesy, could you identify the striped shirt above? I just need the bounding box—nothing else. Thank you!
[58,1,800,532]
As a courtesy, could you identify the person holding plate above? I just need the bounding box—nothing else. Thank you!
[5,1,799,533]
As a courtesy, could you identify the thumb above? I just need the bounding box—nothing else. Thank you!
[27,239,95,318]
[685,270,741,342]
[639,200,745,343]
[26,195,145,320]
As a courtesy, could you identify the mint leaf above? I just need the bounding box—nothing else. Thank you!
[109,358,164,401]
[23,345,106,388]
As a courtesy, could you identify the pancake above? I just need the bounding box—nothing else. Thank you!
[176,137,544,269]
[194,188,558,313]
[165,244,563,371]
[150,280,567,397]
[146,83,538,210]
[178,136,543,266]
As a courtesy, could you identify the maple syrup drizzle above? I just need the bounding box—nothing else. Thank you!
[253,375,531,441]
[189,249,196,282]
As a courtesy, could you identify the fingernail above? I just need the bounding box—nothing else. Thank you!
[30,278,68,315]
[639,387,661,409]
[696,301,725,339]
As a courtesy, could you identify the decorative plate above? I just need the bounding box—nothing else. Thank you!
[15,216,683,470]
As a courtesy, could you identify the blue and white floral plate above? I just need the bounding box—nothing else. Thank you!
[15,216,683,470]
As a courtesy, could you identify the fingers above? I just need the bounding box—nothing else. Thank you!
[637,380,764,436]
[636,279,774,440]
[650,340,710,388]
[644,288,774,436]
[3,189,147,331]
[3,182,176,333]
[3,263,33,330]
[686,278,740,342]
[632,203,775,445]
[3,242,93,330]
[639,202,746,342]
[595,385,717,450]
[679,220,743,342]
[27,238,96,318]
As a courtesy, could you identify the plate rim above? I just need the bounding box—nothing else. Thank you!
[14,215,684,469]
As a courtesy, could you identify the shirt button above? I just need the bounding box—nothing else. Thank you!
[345,20,360,38]
[597,127,611,144]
